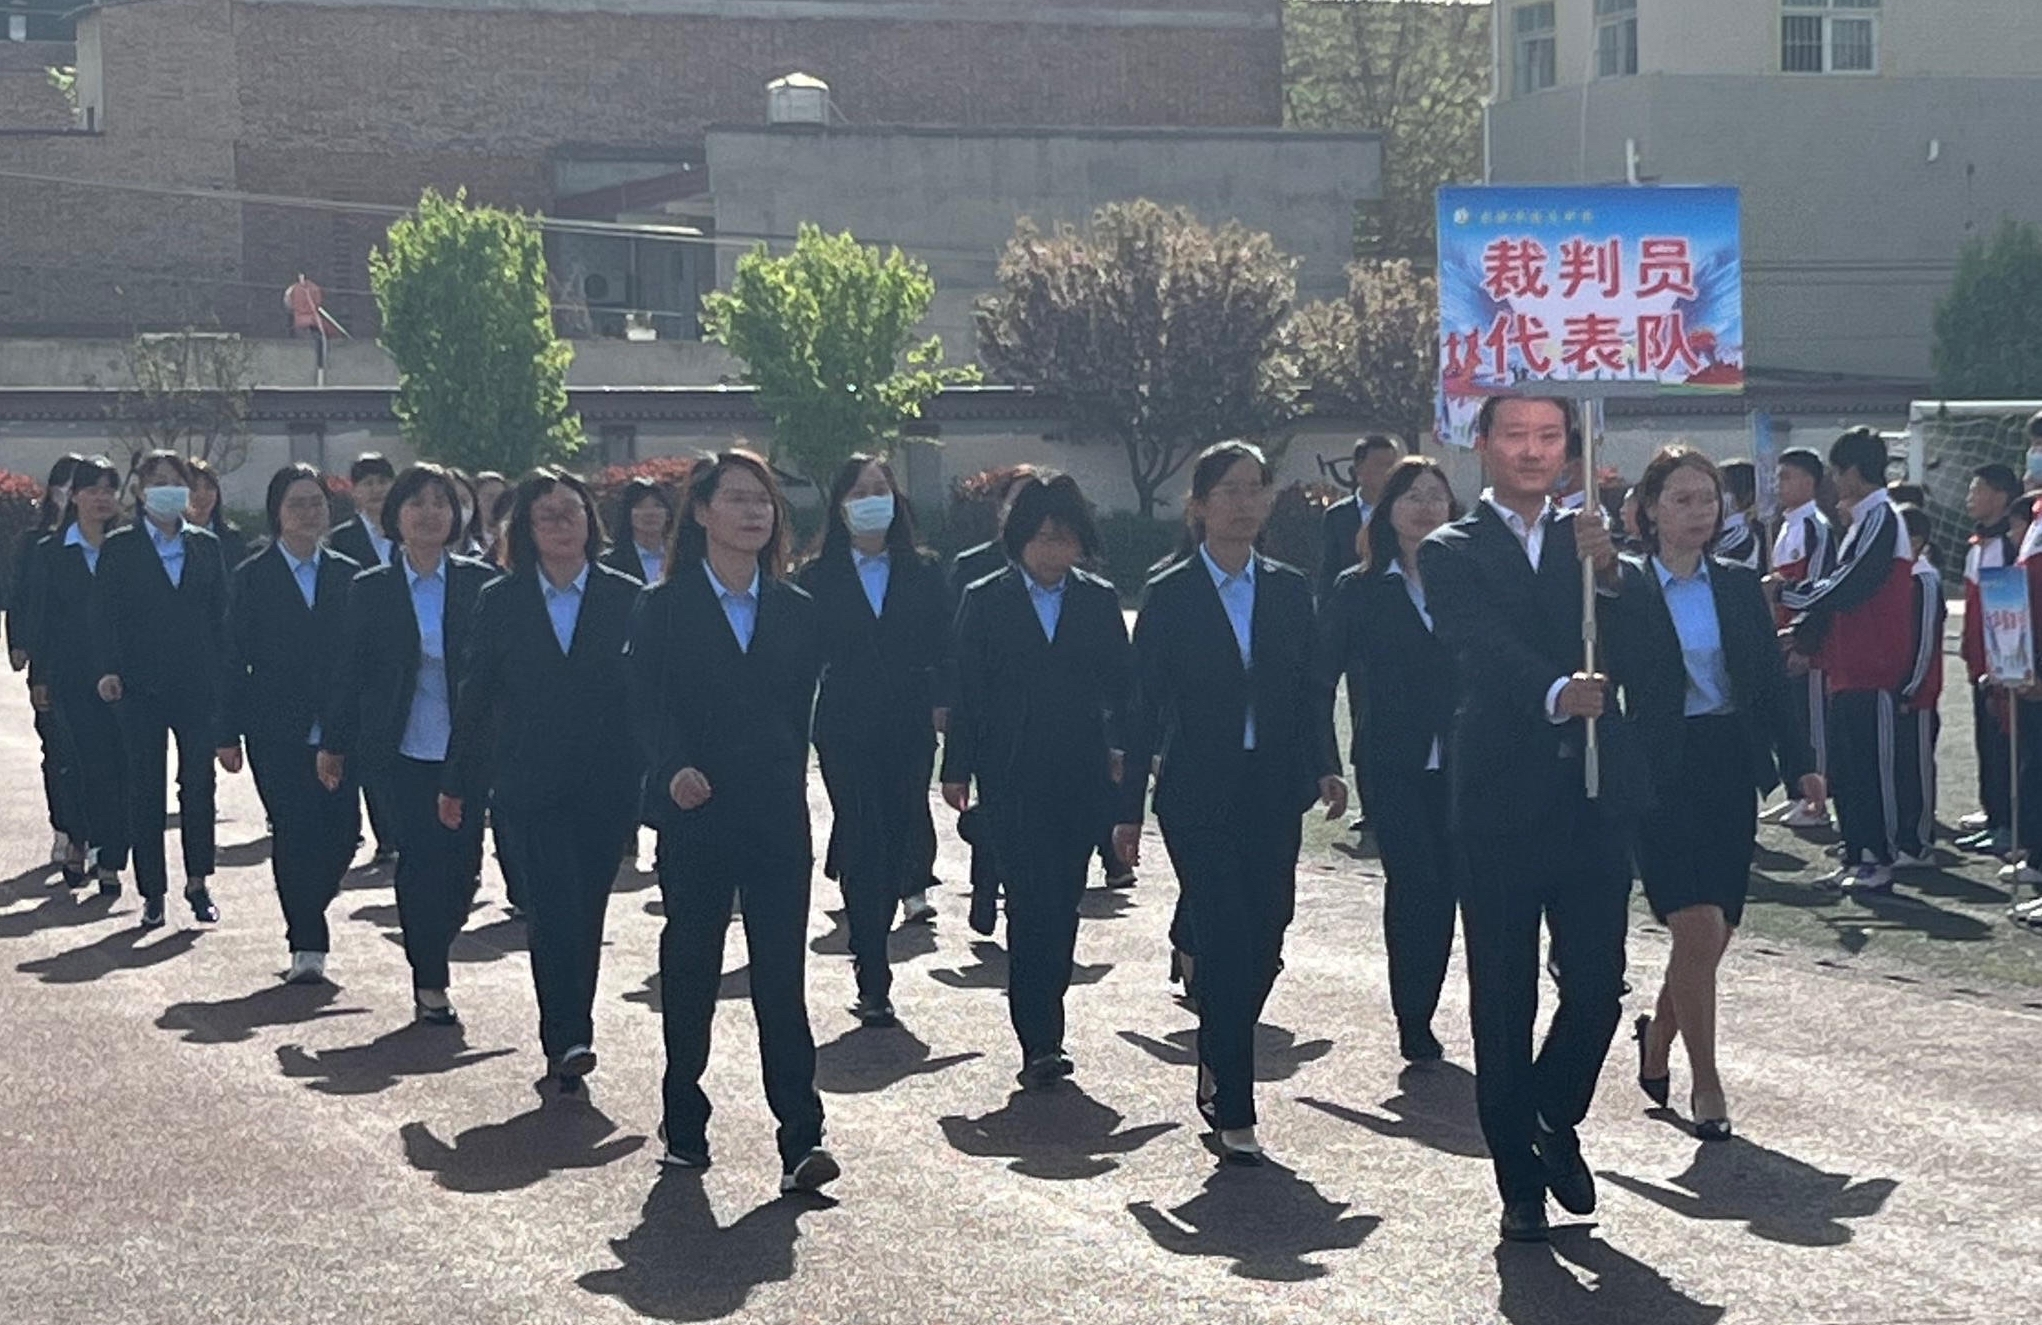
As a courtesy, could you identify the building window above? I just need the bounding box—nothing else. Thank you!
[1594,0,1637,78]
[1512,3,1557,96]
[598,424,637,467]
[1782,0,1879,74]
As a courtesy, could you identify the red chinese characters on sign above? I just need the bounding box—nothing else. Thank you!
[1558,238,1622,299]
[1638,312,1704,374]
[1560,314,1627,374]
[1482,312,1552,377]
[1636,237,1697,299]
[1480,238,1551,300]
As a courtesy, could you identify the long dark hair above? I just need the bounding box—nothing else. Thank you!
[671,449,791,579]
[36,454,83,530]
[613,476,676,552]
[1635,445,1723,554]
[1172,439,1274,560]
[1362,456,1463,574]
[187,457,240,539]
[817,452,919,560]
[502,467,606,576]
[263,462,326,540]
[59,455,121,534]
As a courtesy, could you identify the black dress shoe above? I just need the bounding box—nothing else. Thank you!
[139,895,166,930]
[853,995,898,1029]
[413,998,461,1027]
[1634,1014,1671,1107]
[1016,1052,1072,1091]
[1532,1119,1597,1215]
[655,1123,710,1170]
[1500,1199,1550,1242]
[1399,1027,1444,1063]
[184,885,219,925]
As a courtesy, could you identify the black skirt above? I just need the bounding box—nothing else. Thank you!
[1635,713,1758,926]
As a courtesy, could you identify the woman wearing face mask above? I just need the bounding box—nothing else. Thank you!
[795,454,952,1027]
[1605,446,1821,1142]
[320,464,497,1024]
[186,458,251,574]
[1114,441,1346,1166]
[27,456,127,895]
[1315,457,1464,1064]
[601,476,677,586]
[219,464,362,984]
[8,453,88,881]
[93,450,235,929]
[943,473,1131,1092]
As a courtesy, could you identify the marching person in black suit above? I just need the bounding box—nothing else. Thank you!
[601,474,674,587]
[1115,442,1345,1166]
[8,452,87,882]
[319,464,496,1025]
[92,449,234,930]
[26,455,128,896]
[1315,455,1463,1064]
[628,449,838,1196]
[188,457,252,574]
[796,454,952,1026]
[943,473,1131,1093]
[1605,447,1820,1145]
[1416,396,1636,1243]
[1315,434,1402,603]
[326,452,400,864]
[219,464,362,984]
[440,468,641,1090]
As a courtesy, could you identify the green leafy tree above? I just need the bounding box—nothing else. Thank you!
[1933,217,2042,398]
[1290,258,1439,442]
[1285,0,1489,260]
[700,223,978,486]
[976,201,1304,519]
[370,188,582,474]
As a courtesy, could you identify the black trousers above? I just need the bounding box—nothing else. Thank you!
[499,800,629,1061]
[1372,769,1459,1042]
[1894,705,1939,859]
[33,704,84,839]
[247,738,359,953]
[2019,697,2042,852]
[56,685,128,871]
[362,781,397,854]
[1160,756,1303,1131]
[1971,682,2009,831]
[819,739,934,1003]
[490,800,529,911]
[656,832,824,1169]
[116,688,218,899]
[380,756,484,991]
[1791,666,1830,782]
[991,801,1095,1062]
[1458,794,1631,1205]
[1828,689,1899,867]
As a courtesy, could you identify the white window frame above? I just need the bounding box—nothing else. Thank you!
[1512,2,1558,97]
[1782,0,1880,76]
[1594,0,1637,79]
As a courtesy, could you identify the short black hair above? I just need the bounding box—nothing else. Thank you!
[1719,458,1757,510]
[1828,427,1888,486]
[614,475,676,541]
[380,463,468,547]
[1778,448,1825,484]
[1475,395,1573,440]
[502,467,606,575]
[1886,480,1927,509]
[1896,503,1932,554]
[131,448,194,489]
[58,455,121,533]
[1972,462,2021,500]
[263,462,326,539]
[1353,434,1401,464]
[1001,472,1099,562]
[349,452,397,484]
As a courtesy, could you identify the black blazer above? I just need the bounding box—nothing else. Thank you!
[795,544,953,753]
[224,544,361,750]
[1602,554,1814,806]
[24,533,98,695]
[1314,562,1455,785]
[443,563,643,812]
[1417,502,1646,837]
[323,552,496,778]
[1316,495,1364,602]
[325,515,386,571]
[4,525,48,660]
[942,565,1130,818]
[947,540,1007,600]
[627,564,822,846]
[598,540,655,586]
[1119,552,1338,826]
[92,520,232,730]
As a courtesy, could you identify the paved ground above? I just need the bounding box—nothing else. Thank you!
[0,628,2037,1324]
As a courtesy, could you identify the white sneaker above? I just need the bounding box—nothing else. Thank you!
[49,830,70,864]
[1782,801,1832,829]
[1759,800,1796,824]
[2010,894,2042,917]
[901,890,937,924]
[1958,810,1993,832]
[1840,864,1894,894]
[1997,862,2042,884]
[285,951,327,984]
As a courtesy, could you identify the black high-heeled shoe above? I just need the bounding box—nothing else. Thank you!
[1691,1090,1732,1142]
[1634,1015,1670,1107]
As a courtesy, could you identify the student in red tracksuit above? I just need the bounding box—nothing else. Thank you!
[1778,429,1917,895]
[1769,448,1837,829]
[2001,495,2042,902]
[1954,464,2021,855]
[1891,505,1945,866]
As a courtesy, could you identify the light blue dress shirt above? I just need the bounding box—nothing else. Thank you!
[1654,556,1735,717]
[399,555,453,762]
[636,544,664,586]
[543,563,589,655]
[706,560,761,654]
[148,519,190,588]
[1199,544,1257,750]
[1026,574,1066,643]
[280,545,324,746]
[365,523,393,567]
[63,522,101,575]
[853,548,891,618]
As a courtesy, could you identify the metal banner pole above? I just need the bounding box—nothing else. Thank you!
[2011,693,2022,867]
[1581,397,1601,800]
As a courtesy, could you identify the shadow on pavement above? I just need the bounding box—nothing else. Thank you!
[17,922,199,982]
[1117,1023,1334,1082]
[813,1025,980,1095]
[214,836,273,869]
[940,1084,1178,1180]
[400,1096,647,1194]
[623,965,750,1016]
[0,888,117,942]
[155,981,367,1044]
[1495,1229,1725,1324]
[1127,1159,1379,1282]
[806,907,938,963]
[1600,1135,1899,1247]
[0,862,61,905]
[928,939,1111,990]
[275,1023,516,1096]
[577,1170,830,1322]
[1746,874,1994,950]
[1078,887,1136,922]
[1299,1060,1487,1159]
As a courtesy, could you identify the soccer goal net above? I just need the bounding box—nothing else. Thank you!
[1909,400,2041,579]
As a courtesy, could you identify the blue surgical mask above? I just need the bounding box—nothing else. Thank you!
[844,492,896,537]
[142,485,190,520]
